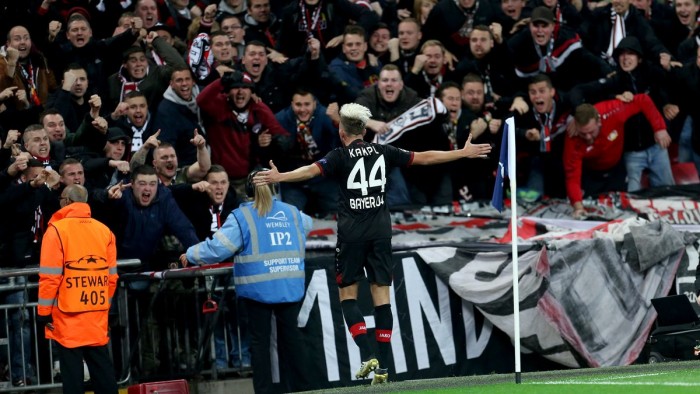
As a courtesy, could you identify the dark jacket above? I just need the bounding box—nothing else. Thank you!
[171,184,241,242]
[573,62,669,152]
[328,54,381,103]
[0,182,59,267]
[581,5,668,64]
[276,0,379,59]
[355,85,421,142]
[45,29,139,93]
[422,0,499,60]
[154,96,203,166]
[508,24,613,92]
[112,184,198,266]
[105,37,186,113]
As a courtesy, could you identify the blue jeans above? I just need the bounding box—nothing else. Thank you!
[624,144,675,192]
[525,156,545,196]
[385,167,411,208]
[677,116,700,173]
[0,276,35,384]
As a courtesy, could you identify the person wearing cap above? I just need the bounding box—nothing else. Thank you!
[105,29,187,113]
[508,6,612,92]
[582,0,672,69]
[197,70,288,196]
[572,36,674,192]
[84,128,133,192]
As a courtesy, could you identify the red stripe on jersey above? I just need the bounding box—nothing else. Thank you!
[376,329,392,342]
[349,322,367,338]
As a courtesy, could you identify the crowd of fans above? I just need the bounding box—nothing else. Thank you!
[0,0,699,388]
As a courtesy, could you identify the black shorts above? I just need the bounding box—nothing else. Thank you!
[335,239,393,287]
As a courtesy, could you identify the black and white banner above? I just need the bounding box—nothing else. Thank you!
[268,251,556,391]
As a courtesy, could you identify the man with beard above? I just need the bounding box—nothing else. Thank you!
[453,74,502,200]
[155,66,203,166]
[151,139,210,186]
[405,40,460,98]
[275,89,340,217]
[509,6,612,92]
[422,0,500,60]
[105,31,186,113]
[198,70,288,196]
[0,25,57,131]
[455,25,517,103]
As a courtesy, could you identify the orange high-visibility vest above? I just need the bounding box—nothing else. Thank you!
[39,203,118,348]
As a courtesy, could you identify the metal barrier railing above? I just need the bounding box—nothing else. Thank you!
[0,259,251,392]
[118,263,247,382]
[0,259,254,392]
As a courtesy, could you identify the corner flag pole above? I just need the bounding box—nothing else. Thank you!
[506,117,521,384]
[490,117,522,383]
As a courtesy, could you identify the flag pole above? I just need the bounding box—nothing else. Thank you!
[490,117,522,383]
[506,117,521,384]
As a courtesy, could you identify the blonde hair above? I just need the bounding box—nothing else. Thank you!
[253,183,274,217]
[339,103,372,135]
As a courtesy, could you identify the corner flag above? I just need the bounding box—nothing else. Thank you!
[491,117,516,212]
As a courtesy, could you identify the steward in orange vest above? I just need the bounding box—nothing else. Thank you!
[38,184,119,394]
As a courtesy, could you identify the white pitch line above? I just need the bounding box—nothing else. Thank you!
[532,381,700,387]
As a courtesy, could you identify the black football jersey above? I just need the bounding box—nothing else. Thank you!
[315,139,413,242]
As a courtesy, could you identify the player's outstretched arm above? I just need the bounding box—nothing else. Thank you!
[413,134,491,165]
[254,160,322,185]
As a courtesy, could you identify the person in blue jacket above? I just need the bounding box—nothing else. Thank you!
[181,169,312,394]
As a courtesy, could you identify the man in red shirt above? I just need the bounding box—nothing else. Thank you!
[564,94,671,218]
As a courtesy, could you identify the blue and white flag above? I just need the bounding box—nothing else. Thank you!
[491,117,516,212]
